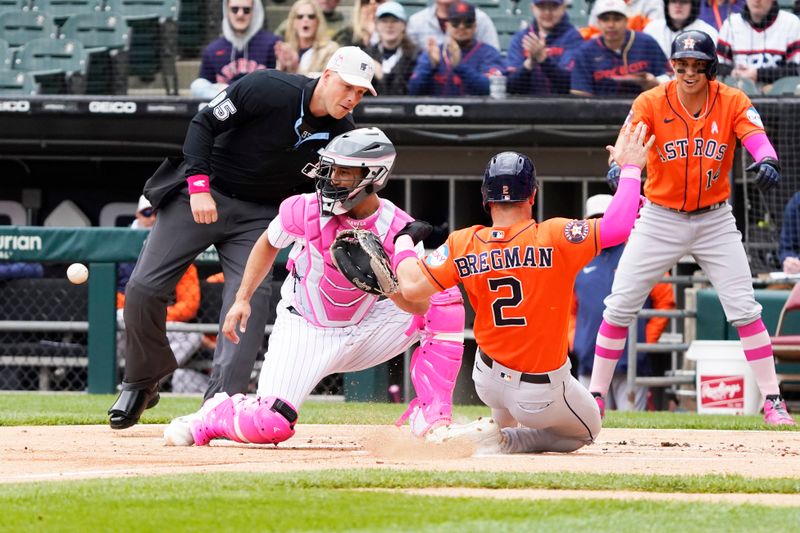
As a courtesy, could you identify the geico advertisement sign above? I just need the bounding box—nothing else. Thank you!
[88,101,137,114]
[414,104,463,117]
[0,100,30,112]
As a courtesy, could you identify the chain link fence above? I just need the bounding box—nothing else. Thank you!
[0,262,343,396]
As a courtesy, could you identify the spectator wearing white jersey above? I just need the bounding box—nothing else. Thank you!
[717,0,800,89]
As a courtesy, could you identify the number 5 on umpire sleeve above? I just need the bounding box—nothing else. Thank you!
[488,277,526,327]
[208,91,237,121]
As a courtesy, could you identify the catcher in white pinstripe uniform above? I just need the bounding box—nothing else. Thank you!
[164,128,465,446]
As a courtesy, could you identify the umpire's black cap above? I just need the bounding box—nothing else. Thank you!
[670,30,717,79]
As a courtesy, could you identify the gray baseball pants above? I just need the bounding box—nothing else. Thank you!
[603,202,762,328]
[122,188,275,400]
[473,354,602,453]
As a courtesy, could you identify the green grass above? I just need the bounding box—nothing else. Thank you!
[1,472,798,532]
[2,394,798,531]
[0,392,796,430]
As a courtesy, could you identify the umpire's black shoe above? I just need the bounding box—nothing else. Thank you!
[108,385,160,430]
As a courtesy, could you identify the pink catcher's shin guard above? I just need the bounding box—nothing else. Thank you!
[396,286,465,437]
[190,393,298,446]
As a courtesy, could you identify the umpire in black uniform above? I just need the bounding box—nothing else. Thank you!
[109,46,377,430]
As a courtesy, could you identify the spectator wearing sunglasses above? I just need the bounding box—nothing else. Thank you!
[191,0,281,99]
[275,0,349,41]
[407,0,500,51]
[276,0,340,76]
[408,1,506,95]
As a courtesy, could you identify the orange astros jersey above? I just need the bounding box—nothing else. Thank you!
[629,79,765,212]
[421,217,600,373]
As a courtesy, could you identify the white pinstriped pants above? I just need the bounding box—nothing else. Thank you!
[257,298,419,408]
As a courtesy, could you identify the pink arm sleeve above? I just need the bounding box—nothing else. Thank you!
[598,165,643,249]
[742,133,777,162]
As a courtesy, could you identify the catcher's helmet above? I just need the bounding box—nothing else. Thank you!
[303,127,396,216]
[670,30,717,79]
[481,152,537,209]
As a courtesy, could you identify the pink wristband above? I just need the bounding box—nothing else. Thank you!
[392,249,419,272]
[187,174,211,194]
[620,164,642,180]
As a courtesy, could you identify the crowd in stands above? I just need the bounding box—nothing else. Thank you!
[1,0,799,97]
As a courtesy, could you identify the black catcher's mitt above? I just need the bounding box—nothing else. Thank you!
[330,229,399,296]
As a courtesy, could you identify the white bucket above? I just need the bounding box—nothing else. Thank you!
[685,341,760,415]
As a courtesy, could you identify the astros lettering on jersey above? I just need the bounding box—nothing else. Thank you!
[420,218,600,374]
[626,79,764,211]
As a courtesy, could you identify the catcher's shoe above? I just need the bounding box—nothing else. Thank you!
[108,384,160,430]
[763,395,796,426]
[163,413,201,446]
[592,392,605,419]
[426,417,506,455]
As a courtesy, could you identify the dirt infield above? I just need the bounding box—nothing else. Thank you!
[2,424,799,495]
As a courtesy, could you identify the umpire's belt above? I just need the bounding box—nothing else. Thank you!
[652,201,726,216]
[478,349,550,384]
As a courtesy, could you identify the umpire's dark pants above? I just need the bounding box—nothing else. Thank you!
[122,187,275,401]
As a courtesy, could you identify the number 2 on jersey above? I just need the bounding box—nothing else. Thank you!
[488,277,526,327]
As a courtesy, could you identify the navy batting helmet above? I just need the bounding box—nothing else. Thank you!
[481,152,537,209]
[670,30,717,79]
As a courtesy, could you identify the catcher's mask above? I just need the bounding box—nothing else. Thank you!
[302,127,396,216]
[481,151,537,210]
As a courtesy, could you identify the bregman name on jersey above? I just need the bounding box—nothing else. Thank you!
[454,246,554,278]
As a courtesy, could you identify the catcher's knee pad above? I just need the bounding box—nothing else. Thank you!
[191,393,298,446]
[398,287,465,436]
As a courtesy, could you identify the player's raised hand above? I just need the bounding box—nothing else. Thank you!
[222,299,251,344]
[190,192,218,224]
[427,38,441,68]
[606,122,655,173]
[746,157,781,193]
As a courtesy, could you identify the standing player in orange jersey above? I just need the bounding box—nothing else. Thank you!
[390,122,654,454]
[594,30,795,425]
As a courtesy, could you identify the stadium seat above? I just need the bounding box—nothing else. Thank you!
[103,0,177,21]
[0,10,56,47]
[398,0,429,17]
[765,76,800,96]
[14,37,86,93]
[43,199,91,226]
[0,36,11,67]
[770,283,800,389]
[98,201,137,226]
[36,0,104,26]
[721,75,760,96]
[61,12,129,93]
[566,0,590,28]
[0,0,25,14]
[495,14,526,53]
[0,68,37,93]
[103,0,178,95]
[60,11,128,50]
[0,199,26,224]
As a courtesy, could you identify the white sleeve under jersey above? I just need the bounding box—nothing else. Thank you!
[266,216,298,249]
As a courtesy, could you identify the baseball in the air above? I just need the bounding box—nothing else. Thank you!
[67,263,89,284]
